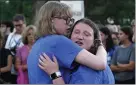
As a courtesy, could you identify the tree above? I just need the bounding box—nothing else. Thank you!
[84,0,135,25]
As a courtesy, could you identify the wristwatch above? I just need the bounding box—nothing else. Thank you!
[50,71,62,80]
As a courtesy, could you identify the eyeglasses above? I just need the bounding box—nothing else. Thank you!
[14,24,23,28]
[53,16,75,26]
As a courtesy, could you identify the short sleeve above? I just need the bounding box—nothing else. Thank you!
[130,45,135,61]
[53,36,83,69]
[111,48,118,65]
[5,49,12,56]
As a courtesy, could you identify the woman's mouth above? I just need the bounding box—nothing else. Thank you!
[75,41,83,46]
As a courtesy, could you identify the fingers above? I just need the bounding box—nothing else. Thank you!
[38,64,45,70]
[39,58,46,66]
[53,55,58,65]
[42,53,52,62]
[40,55,47,62]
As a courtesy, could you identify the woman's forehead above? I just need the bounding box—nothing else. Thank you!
[74,23,94,32]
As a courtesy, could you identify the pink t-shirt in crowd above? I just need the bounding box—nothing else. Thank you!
[16,45,30,84]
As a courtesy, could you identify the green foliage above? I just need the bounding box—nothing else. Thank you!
[0,0,135,26]
[0,0,34,25]
[84,0,135,25]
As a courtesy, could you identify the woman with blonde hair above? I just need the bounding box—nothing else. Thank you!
[27,1,107,84]
[15,25,37,84]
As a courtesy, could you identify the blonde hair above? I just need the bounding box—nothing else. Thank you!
[22,25,37,44]
[35,1,72,37]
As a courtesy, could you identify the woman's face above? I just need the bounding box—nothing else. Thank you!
[52,15,74,35]
[100,31,107,42]
[27,29,35,44]
[118,30,128,42]
[0,24,6,33]
[71,22,94,50]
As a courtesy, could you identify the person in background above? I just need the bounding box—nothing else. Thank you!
[5,14,26,84]
[0,21,14,47]
[131,19,135,42]
[15,25,37,84]
[99,27,115,65]
[39,18,115,84]
[111,32,119,46]
[0,21,14,37]
[0,32,12,83]
[110,26,135,84]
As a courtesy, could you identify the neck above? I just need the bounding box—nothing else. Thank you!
[122,39,132,47]
[15,31,21,34]
[28,43,33,47]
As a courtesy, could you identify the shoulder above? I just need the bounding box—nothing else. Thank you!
[113,46,121,51]
[46,35,68,40]
[42,35,70,43]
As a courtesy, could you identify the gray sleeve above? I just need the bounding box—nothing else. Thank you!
[111,48,118,65]
[130,46,135,61]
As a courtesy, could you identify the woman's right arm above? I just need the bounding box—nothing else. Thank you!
[55,36,107,70]
[75,45,107,70]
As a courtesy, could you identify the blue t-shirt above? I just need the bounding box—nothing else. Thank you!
[27,35,82,84]
[69,65,115,84]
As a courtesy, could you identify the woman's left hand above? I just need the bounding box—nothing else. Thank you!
[38,53,59,75]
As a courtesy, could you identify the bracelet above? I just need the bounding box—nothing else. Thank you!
[50,71,62,80]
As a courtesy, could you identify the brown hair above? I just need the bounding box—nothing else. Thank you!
[35,1,72,38]
[13,14,26,24]
[0,32,3,41]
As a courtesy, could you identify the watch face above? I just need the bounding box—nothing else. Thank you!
[50,72,62,80]
[56,72,61,76]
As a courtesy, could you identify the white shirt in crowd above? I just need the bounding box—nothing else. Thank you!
[5,32,24,50]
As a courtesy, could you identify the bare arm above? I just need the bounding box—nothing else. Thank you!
[22,64,27,71]
[15,57,28,71]
[52,77,65,84]
[110,65,125,72]
[117,61,135,71]
[15,57,21,70]
[96,45,107,65]
[75,46,107,70]
[0,55,12,73]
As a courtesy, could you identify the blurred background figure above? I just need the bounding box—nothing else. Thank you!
[0,21,14,37]
[0,21,14,47]
[111,32,119,46]
[15,25,37,84]
[5,14,26,84]
[99,26,115,66]
[110,26,135,84]
[131,19,135,42]
[0,32,12,84]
